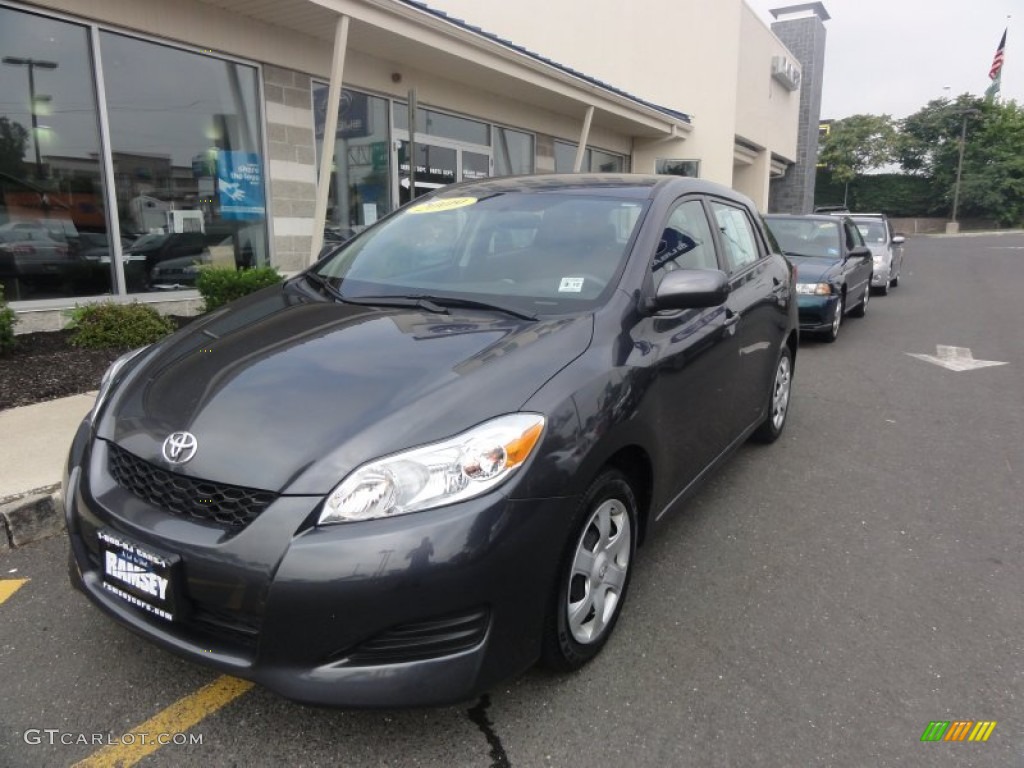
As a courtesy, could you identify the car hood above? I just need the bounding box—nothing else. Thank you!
[865,243,890,260]
[790,256,842,284]
[98,283,593,494]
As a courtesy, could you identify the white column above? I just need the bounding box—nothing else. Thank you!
[310,14,350,263]
[573,106,595,173]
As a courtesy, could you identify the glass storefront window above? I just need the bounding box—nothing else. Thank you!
[393,104,489,146]
[555,140,625,174]
[657,159,700,177]
[99,32,267,293]
[312,86,391,244]
[492,126,533,176]
[0,6,111,301]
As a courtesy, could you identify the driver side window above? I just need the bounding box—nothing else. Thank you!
[651,200,716,290]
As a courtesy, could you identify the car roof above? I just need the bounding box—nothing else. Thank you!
[427,173,754,206]
[764,213,846,223]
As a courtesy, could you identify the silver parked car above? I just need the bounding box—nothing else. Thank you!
[845,214,905,295]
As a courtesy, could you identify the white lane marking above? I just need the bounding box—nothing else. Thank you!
[906,345,1009,372]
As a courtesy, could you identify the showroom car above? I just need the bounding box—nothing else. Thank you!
[65,174,798,708]
[764,213,873,342]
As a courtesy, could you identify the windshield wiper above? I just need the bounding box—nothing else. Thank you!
[303,271,345,301]
[340,294,450,314]
[345,294,536,321]
[781,251,820,259]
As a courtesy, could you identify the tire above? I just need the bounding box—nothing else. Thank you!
[542,470,638,672]
[820,295,843,343]
[875,279,889,296]
[851,283,870,317]
[890,271,899,288]
[752,346,793,444]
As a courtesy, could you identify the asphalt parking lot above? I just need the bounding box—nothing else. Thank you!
[1,232,1022,768]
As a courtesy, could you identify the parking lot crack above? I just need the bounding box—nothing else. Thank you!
[467,694,510,767]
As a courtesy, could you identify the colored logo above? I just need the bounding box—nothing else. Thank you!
[921,721,997,742]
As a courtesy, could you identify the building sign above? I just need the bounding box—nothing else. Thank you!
[313,87,370,140]
[216,151,266,220]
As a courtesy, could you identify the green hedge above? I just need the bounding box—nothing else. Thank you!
[67,302,176,350]
[815,171,934,216]
[196,266,282,312]
[0,283,16,354]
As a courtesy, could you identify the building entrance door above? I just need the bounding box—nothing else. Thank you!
[394,137,492,205]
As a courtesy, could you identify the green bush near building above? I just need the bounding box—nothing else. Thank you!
[196,266,282,312]
[0,283,16,354]
[67,302,176,350]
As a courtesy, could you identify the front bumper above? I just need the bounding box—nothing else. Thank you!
[65,431,576,708]
[871,264,891,286]
[796,294,841,332]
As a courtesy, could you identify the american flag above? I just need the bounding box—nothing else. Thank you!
[989,29,1007,80]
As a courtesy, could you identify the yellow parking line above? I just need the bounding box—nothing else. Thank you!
[73,675,254,768]
[0,578,29,605]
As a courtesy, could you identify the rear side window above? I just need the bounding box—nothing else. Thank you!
[710,201,759,272]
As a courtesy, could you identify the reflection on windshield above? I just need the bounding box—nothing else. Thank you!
[314,192,646,314]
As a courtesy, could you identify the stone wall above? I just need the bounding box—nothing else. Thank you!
[263,65,318,273]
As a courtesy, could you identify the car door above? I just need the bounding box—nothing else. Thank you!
[842,219,872,303]
[708,198,787,434]
[628,196,741,503]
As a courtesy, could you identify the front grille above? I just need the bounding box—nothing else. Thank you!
[107,442,277,529]
[335,608,490,666]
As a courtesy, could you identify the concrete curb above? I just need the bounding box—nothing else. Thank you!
[0,485,64,550]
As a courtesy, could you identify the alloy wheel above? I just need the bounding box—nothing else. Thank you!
[566,498,632,645]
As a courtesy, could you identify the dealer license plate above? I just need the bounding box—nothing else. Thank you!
[98,529,181,622]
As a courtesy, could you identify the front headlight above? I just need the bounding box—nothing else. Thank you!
[318,413,546,525]
[795,282,832,295]
[88,346,149,423]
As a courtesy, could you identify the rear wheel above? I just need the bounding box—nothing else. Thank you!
[752,346,793,444]
[890,270,899,288]
[542,470,637,672]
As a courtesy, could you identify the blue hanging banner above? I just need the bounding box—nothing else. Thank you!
[216,151,266,220]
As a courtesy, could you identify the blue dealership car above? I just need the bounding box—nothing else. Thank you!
[764,214,873,342]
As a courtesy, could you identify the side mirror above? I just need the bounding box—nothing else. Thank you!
[847,245,871,260]
[651,269,729,311]
[892,234,906,245]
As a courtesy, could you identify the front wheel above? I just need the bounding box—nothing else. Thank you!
[542,470,637,672]
[820,295,844,343]
[752,346,793,444]
[851,283,870,317]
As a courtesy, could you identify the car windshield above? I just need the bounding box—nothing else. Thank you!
[765,219,842,260]
[314,192,646,314]
[853,220,887,243]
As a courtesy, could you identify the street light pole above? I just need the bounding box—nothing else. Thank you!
[2,56,59,180]
[950,108,980,228]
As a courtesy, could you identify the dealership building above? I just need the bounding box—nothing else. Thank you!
[0,0,822,330]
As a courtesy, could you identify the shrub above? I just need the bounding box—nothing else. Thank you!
[0,283,16,354]
[196,266,282,311]
[67,302,176,350]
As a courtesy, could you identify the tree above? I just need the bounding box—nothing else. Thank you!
[818,114,897,205]
[898,95,1024,224]
[0,117,29,179]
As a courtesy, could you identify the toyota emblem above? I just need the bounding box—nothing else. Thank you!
[162,431,198,464]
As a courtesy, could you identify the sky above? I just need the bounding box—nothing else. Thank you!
[744,0,1021,119]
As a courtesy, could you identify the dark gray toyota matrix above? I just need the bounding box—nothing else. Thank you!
[65,174,797,707]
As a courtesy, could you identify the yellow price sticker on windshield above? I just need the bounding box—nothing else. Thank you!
[408,197,477,214]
